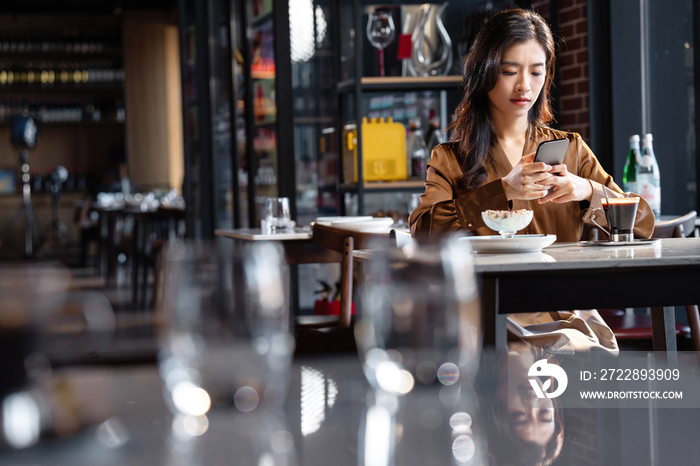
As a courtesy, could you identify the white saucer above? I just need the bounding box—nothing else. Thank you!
[473,252,556,264]
[329,217,395,232]
[458,234,557,253]
[315,216,373,226]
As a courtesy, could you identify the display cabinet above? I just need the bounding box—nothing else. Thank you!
[181,0,522,234]
[230,0,337,229]
[335,1,464,216]
[334,0,519,217]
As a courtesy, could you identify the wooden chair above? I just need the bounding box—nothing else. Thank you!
[652,210,697,238]
[299,222,395,330]
[600,211,700,350]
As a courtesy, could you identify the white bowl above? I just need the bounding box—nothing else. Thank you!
[481,210,533,238]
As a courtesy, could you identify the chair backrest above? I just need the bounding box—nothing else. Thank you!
[310,222,395,328]
[652,211,697,238]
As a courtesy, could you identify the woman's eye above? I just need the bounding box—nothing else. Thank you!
[532,72,543,77]
[503,71,516,76]
[539,409,554,421]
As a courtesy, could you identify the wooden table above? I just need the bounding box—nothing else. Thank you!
[355,238,700,352]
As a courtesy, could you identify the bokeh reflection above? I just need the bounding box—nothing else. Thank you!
[2,391,43,449]
[359,385,483,466]
[300,365,337,436]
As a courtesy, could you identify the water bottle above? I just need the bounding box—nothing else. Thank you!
[425,115,444,155]
[636,133,661,217]
[622,134,640,193]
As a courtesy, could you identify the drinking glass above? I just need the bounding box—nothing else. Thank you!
[366,11,396,77]
[356,234,481,393]
[355,234,484,464]
[158,240,295,417]
[0,264,70,449]
[264,197,291,232]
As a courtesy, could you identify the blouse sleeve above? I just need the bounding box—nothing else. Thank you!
[409,144,510,243]
[573,134,655,239]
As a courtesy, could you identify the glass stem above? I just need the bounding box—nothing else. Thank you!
[378,48,385,77]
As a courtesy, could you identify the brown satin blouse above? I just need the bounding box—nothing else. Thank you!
[409,127,655,243]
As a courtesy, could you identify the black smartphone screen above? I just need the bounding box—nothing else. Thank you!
[534,138,569,165]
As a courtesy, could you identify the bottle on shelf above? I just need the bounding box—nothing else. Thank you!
[636,133,661,218]
[622,134,640,193]
[425,114,444,155]
[406,117,427,180]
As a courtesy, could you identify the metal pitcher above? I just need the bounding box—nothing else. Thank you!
[403,3,453,77]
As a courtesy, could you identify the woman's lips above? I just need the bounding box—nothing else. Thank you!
[511,98,530,106]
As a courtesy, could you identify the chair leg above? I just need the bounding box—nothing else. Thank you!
[686,305,700,352]
[650,306,677,352]
[339,236,354,328]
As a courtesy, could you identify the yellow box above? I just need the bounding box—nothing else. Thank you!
[342,117,407,183]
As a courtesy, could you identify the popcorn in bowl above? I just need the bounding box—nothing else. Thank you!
[481,209,534,238]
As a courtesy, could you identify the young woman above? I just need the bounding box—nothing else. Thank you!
[409,8,654,353]
[409,8,654,244]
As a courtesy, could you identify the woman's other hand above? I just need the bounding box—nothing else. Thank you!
[538,163,593,204]
[502,152,555,200]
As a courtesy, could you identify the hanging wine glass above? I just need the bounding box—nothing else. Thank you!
[366,11,396,77]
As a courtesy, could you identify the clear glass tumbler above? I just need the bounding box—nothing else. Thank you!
[264,197,291,232]
[157,240,295,416]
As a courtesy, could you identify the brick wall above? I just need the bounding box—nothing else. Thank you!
[530,0,590,143]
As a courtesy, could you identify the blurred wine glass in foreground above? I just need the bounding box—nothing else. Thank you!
[355,234,483,465]
[157,240,296,461]
[356,234,481,393]
[0,263,70,449]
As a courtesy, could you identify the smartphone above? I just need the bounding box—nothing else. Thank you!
[534,138,569,195]
[534,138,569,165]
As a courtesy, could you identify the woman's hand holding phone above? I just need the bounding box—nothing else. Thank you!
[503,138,593,203]
[537,164,593,204]
[502,152,556,201]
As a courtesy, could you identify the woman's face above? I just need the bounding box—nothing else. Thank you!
[487,40,547,122]
[497,352,556,446]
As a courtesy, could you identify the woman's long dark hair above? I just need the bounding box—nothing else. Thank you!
[448,8,556,192]
[476,350,565,466]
